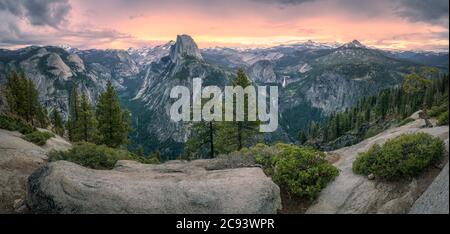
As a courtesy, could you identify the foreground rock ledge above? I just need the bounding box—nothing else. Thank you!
[306,115,449,214]
[27,160,281,214]
[0,129,71,213]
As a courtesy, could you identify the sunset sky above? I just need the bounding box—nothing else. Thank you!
[0,0,448,51]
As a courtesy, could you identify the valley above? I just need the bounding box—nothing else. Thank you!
[1,35,447,158]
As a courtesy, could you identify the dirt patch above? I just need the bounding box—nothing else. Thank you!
[0,154,47,213]
[325,152,340,164]
[278,189,312,214]
[1,128,72,214]
[410,156,449,203]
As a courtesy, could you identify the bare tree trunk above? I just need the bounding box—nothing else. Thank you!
[209,121,214,159]
[237,122,242,150]
[420,105,433,128]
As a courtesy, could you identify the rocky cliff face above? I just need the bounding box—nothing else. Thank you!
[128,35,232,156]
[275,44,412,134]
[76,48,140,88]
[246,60,277,83]
[170,35,203,64]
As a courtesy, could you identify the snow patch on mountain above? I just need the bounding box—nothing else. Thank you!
[128,41,174,66]
[340,40,366,49]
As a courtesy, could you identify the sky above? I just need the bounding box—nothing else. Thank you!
[0,0,448,51]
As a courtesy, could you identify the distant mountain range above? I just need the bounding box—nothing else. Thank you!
[0,35,448,157]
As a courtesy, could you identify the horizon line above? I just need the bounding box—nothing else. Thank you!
[2,40,449,53]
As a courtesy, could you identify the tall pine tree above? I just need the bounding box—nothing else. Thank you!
[96,81,129,148]
[298,130,307,145]
[403,69,434,127]
[51,107,65,136]
[216,69,260,152]
[184,120,218,159]
[78,93,98,142]
[183,94,221,159]
[5,72,47,127]
[67,87,81,142]
[5,72,26,118]
[24,77,39,124]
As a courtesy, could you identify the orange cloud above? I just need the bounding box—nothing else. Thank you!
[1,0,448,51]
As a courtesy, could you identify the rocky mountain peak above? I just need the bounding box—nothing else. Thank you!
[341,40,366,49]
[169,34,203,63]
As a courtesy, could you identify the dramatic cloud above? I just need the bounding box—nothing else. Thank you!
[0,0,448,51]
[396,0,449,26]
[0,0,139,49]
[0,24,134,49]
[0,0,71,28]
[256,0,315,5]
[263,0,449,25]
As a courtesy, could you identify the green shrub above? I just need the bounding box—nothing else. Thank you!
[437,110,448,126]
[238,143,276,172]
[429,103,448,118]
[0,115,35,134]
[353,133,444,180]
[23,131,54,146]
[49,142,160,169]
[240,143,339,200]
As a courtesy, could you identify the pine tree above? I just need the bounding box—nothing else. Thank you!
[5,72,46,127]
[234,69,257,150]
[96,81,129,148]
[184,120,218,159]
[51,107,65,136]
[364,107,371,122]
[322,124,329,142]
[5,72,24,116]
[376,90,389,120]
[78,93,98,142]
[298,130,307,145]
[24,78,39,124]
[403,69,433,127]
[36,106,49,128]
[134,145,145,157]
[335,114,342,138]
[67,87,80,141]
[216,69,260,152]
[183,94,220,159]
[308,121,319,139]
[150,150,161,162]
[423,85,434,109]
